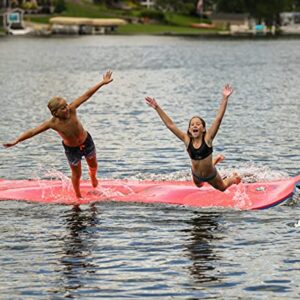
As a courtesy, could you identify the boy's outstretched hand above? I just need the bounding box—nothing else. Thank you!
[145,96,158,109]
[102,70,113,85]
[223,84,233,98]
[3,140,17,148]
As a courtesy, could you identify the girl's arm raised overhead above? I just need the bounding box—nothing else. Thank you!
[206,84,233,142]
[145,96,189,144]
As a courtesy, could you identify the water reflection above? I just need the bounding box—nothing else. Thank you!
[185,212,222,284]
[56,205,99,296]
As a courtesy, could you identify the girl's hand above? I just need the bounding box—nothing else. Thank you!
[102,70,113,85]
[223,84,233,98]
[145,96,158,109]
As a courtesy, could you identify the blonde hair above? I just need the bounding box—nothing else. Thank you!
[48,96,64,114]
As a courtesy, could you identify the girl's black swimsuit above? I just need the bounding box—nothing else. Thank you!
[187,136,213,161]
[187,136,217,182]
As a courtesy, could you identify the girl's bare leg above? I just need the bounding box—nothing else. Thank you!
[209,171,241,192]
[222,172,241,189]
[193,154,241,191]
[193,154,225,188]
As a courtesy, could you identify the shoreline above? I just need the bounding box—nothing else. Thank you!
[2,32,300,39]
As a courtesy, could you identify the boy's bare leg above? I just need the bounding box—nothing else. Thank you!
[70,163,82,198]
[86,156,98,188]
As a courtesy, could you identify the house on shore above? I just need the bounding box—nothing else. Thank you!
[280,12,300,34]
[50,17,127,34]
[2,8,33,35]
[210,12,276,36]
[139,0,155,9]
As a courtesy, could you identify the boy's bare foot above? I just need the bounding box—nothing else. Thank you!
[76,193,83,199]
[214,154,225,165]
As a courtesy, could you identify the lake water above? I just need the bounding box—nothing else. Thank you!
[0,35,299,299]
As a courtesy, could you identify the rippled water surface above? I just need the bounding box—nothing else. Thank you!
[0,35,299,299]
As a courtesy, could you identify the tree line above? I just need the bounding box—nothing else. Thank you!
[100,0,300,25]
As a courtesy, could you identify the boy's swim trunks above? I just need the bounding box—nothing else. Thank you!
[62,132,96,166]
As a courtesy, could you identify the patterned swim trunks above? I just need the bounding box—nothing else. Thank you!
[62,132,96,166]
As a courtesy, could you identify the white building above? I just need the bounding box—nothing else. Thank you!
[280,12,300,34]
[139,0,155,9]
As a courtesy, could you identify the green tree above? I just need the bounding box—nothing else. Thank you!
[155,0,196,13]
[216,0,246,13]
[215,0,297,25]
[244,0,295,25]
[54,0,66,13]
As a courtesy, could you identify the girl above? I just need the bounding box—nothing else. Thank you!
[145,84,241,192]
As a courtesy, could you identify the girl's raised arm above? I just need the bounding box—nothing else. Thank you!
[207,84,233,142]
[145,96,189,144]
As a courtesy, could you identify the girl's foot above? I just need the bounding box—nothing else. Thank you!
[214,154,225,165]
[223,172,241,189]
[232,172,241,185]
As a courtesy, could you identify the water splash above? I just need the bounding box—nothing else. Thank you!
[129,170,191,181]
[31,166,70,182]
[31,167,74,203]
[222,163,289,183]
[232,183,252,209]
[129,162,290,183]
[94,187,125,198]
[30,167,138,203]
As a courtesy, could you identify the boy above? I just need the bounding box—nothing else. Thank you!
[3,70,113,198]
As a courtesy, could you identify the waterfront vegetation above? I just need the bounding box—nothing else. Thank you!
[4,0,300,35]
[22,0,221,35]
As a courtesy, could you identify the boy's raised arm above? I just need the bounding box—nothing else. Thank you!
[3,120,51,148]
[71,70,113,109]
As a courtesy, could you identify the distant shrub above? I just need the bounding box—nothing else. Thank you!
[54,0,66,13]
[182,3,195,15]
[139,9,165,22]
[22,1,38,10]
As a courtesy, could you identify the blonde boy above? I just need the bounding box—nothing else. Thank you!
[3,71,113,198]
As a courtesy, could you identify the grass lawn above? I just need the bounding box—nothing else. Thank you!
[115,23,219,35]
